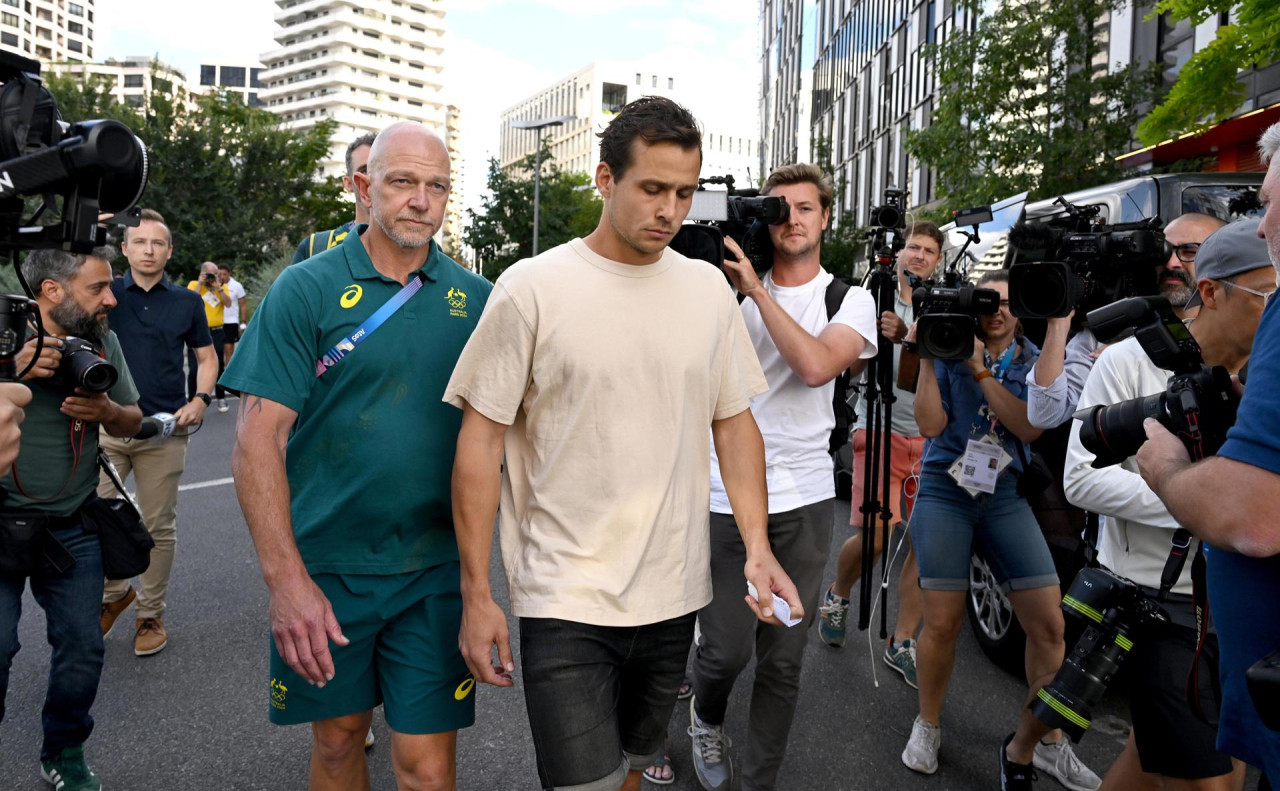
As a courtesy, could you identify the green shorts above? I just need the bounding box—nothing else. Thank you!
[267,562,476,733]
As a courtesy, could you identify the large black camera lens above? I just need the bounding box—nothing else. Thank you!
[1074,396,1166,468]
[58,336,117,394]
[1009,262,1085,319]
[916,313,976,360]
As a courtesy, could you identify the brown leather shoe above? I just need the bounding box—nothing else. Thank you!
[100,587,136,636]
[134,617,167,656]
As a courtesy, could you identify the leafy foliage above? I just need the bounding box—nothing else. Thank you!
[906,0,1160,211]
[1138,0,1280,144]
[463,139,602,282]
[43,66,349,284]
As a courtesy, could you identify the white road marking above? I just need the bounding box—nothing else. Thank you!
[178,477,235,492]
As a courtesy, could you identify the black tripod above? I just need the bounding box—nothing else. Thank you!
[856,234,904,636]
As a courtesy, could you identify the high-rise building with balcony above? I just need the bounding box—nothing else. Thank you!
[0,0,95,64]
[258,0,448,179]
[46,56,185,109]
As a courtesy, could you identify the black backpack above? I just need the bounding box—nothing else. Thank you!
[824,277,854,454]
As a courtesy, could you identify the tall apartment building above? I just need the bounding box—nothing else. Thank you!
[0,0,95,64]
[442,102,464,257]
[763,0,1280,227]
[198,62,266,107]
[499,61,761,187]
[258,0,449,179]
[46,56,185,109]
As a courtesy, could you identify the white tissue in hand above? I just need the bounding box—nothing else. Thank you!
[746,581,802,627]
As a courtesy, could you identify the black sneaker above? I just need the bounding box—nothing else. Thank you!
[999,734,1038,790]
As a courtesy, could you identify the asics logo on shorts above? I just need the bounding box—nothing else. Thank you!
[454,675,475,701]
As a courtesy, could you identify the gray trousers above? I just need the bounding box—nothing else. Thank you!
[690,499,834,791]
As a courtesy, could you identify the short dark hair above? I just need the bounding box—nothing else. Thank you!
[124,207,170,244]
[346,133,376,176]
[597,95,701,181]
[905,220,945,251]
[22,246,116,290]
[762,164,834,211]
[217,263,232,273]
[976,269,1008,287]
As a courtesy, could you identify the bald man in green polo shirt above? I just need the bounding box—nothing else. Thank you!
[223,122,490,791]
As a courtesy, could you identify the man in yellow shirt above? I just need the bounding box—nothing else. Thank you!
[187,261,231,411]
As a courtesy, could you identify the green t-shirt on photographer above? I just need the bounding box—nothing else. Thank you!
[0,331,139,517]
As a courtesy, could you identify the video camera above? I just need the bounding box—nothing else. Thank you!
[1007,198,1164,319]
[1074,296,1239,467]
[1032,566,1170,742]
[0,51,148,383]
[909,205,1001,360]
[669,175,789,272]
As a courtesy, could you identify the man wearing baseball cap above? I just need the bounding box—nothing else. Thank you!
[1065,217,1273,790]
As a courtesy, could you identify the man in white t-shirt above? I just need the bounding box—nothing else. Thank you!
[216,263,246,409]
[444,96,801,791]
[688,164,877,791]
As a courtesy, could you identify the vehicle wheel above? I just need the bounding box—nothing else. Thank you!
[967,552,1026,675]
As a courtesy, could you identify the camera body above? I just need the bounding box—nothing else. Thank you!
[1074,296,1239,467]
[202,272,218,287]
[52,336,117,394]
[668,175,789,273]
[0,292,32,380]
[1008,199,1164,319]
[910,281,1002,360]
[1032,565,1169,741]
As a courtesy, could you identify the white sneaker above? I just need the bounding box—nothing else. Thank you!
[364,727,375,749]
[902,716,941,774]
[217,398,229,413]
[688,697,733,791]
[1034,738,1100,791]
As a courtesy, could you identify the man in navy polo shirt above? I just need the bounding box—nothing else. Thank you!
[97,208,218,657]
[1138,122,1280,785]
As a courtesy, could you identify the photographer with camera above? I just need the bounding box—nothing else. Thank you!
[1,247,141,791]
[1064,219,1271,791]
[1027,212,1225,430]
[682,163,877,791]
[818,222,939,685]
[186,261,230,412]
[1137,124,1280,785]
[903,270,1100,791]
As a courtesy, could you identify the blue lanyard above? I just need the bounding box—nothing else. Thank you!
[987,344,1015,384]
[970,343,1017,437]
[314,274,424,378]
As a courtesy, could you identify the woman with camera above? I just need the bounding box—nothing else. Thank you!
[901,271,1099,791]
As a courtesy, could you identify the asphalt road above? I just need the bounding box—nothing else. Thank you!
[0,400,1137,790]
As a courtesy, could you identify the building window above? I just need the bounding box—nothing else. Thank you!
[1157,12,1195,89]
[651,75,657,88]
[200,64,216,86]
[668,77,674,89]
[1,11,15,25]
[250,67,264,88]
[67,39,82,52]
[0,0,16,8]
[67,2,84,16]
[635,72,641,85]
[220,66,246,87]
[67,21,82,34]
[602,82,627,114]
[0,31,14,46]
[124,74,143,88]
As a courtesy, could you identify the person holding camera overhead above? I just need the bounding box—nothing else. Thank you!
[187,260,231,413]
[1,248,142,791]
[903,270,1100,791]
[1064,219,1271,791]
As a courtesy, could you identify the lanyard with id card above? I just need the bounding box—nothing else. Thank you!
[948,344,1016,497]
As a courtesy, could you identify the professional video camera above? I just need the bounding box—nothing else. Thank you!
[1007,198,1164,319]
[1031,566,1170,742]
[669,175,789,272]
[909,205,1001,360]
[0,51,148,383]
[1074,296,1239,468]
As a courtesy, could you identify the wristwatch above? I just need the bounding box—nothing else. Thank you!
[194,392,212,406]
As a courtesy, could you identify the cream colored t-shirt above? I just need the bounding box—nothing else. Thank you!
[444,238,768,627]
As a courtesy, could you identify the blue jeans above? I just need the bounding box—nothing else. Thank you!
[0,522,106,761]
[910,470,1058,592]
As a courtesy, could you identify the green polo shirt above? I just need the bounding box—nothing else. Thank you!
[1,331,139,517]
[221,226,492,575]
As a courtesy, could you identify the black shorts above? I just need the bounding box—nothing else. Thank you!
[222,323,241,343]
[1124,597,1234,779]
[519,613,695,791]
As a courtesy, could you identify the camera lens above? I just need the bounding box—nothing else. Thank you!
[1076,395,1166,468]
[60,340,118,394]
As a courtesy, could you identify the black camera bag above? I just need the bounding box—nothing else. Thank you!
[1014,442,1055,499]
[90,451,153,580]
[0,512,47,576]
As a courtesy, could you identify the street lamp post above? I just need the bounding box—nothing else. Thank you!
[511,115,575,257]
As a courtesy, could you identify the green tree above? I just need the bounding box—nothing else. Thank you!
[906,0,1160,211]
[464,140,601,282]
[1138,0,1280,144]
[42,66,349,284]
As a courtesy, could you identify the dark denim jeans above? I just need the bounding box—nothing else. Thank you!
[0,522,106,761]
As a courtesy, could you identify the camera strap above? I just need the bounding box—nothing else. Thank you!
[1159,528,1194,600]
[10,416,89,502]
[1186,541,1213,724]
[314,273,425,378]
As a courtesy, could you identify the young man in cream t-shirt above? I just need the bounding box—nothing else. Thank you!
[446,96,801,791]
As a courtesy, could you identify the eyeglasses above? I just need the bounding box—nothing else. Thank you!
[1223,277,1277,306]
[1171,243,1200,263]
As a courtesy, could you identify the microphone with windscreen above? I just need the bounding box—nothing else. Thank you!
[134,413,176,442]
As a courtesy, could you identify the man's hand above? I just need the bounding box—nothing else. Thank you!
[268,574,349,686]
[879,310,907,343]
[1136,418,1192,496]
[174,397,207,427]
[967,336,987,374]
[60,388,119,423]
[458,595,515,687]
[721,236,764,298]
[16,335,61,380]
[743,550,804,626]
[0,382,31,476]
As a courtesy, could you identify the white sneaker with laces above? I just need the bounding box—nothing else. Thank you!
[1033,737,1100,791]
[902,716,941,774]
[217,397,229,413]
[688,697,733,791]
